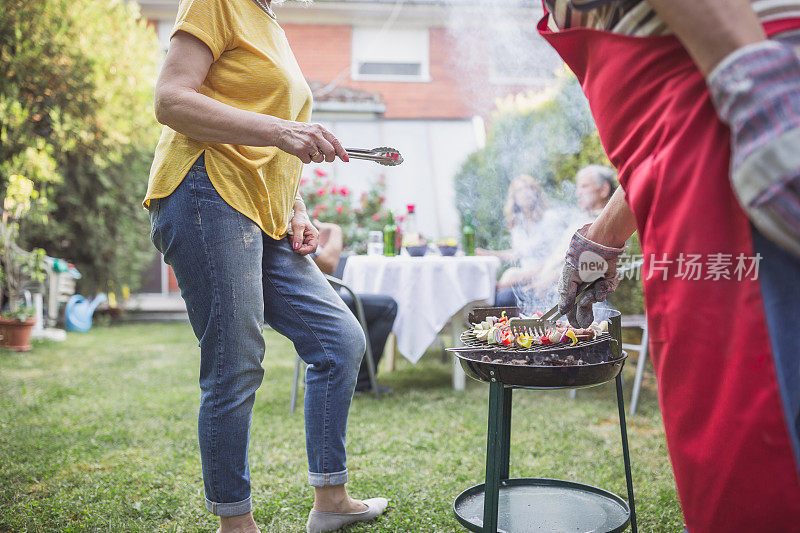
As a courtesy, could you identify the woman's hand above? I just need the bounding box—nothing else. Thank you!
[275,121,350,164]
[290,201,319,255]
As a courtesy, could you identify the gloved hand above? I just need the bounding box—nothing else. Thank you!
[558,224,625,328]
[708,39,800,258]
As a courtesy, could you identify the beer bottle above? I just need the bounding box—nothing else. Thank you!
[383,211,397,256]
[462,210,475,256]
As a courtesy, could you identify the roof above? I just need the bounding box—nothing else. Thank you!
[308,80,387,114]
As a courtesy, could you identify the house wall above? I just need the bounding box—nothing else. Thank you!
[284,24,487,119]
[304,117,483,239]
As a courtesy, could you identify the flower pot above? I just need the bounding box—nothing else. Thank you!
[0,317,36,351]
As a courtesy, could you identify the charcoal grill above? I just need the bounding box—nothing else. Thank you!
[447,307,638,533]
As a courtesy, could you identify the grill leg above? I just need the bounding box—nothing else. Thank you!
[615,373,638,533]
[499,387,512,481]
[483,381,506,532]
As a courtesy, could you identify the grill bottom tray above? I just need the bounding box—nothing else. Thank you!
[454,478,630,533]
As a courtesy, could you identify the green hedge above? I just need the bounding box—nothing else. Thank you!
[1,0,161,292]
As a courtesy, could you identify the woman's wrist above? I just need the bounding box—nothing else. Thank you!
[259,115,286,148]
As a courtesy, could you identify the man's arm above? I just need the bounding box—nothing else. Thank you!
[645,0,765,76]
[557,187,635,327]
[585,187,637,248]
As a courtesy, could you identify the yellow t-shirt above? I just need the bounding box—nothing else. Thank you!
[143,0,313,239]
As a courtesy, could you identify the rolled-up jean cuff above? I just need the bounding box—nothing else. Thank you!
[205,496,252,517]
[308,469,348,487]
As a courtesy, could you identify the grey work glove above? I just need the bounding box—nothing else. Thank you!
[708,40,800,258]
[557,224,625,328]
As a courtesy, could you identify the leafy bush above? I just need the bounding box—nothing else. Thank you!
[300,170,391,253]
[0,0,161,292]
[611,233,646,316]
[1,175,47,317]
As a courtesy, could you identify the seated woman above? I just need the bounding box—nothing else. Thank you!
[312,220,397,393]
[476,175,567,307]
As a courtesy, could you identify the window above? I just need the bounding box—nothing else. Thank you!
[351,27,430,82]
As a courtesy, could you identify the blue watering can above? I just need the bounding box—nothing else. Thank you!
[65,293,107,332]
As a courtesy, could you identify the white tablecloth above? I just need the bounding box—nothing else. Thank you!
[342,255,501,363]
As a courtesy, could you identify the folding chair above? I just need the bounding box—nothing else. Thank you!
[623,314,649,416]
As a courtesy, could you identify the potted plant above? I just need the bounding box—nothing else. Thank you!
[0,176,46,351]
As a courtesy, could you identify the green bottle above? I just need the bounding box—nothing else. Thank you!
[462,210,475,256]
[383,211,397,256]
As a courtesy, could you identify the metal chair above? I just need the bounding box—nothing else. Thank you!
[567,313,649,415]
[622,314,649,416]
[290,274,380,413]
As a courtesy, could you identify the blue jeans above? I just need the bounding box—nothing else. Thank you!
[338,293,397,390]
[752,226,800,473]
[149,154,366,517]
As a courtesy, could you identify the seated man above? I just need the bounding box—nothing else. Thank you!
[312,220,397,393]
[575,165,616,219]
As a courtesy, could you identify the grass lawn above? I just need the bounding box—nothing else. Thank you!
[0,322,683,532]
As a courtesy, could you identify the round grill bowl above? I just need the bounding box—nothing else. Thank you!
[449,348,627,389]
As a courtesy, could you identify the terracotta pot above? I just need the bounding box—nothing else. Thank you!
[0,317,36,352]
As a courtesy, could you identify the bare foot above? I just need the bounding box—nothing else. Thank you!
[219,512,260,533]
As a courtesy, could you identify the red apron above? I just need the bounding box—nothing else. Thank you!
[538,15,800,532]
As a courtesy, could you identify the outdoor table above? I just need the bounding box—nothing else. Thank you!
[341,254,501,390]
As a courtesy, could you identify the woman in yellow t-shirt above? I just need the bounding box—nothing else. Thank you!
[145,1,387,531]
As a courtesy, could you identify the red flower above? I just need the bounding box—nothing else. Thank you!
[336,206,344,214]
[300,178,307,185]
[339,186,349,196]
[317,188,326,196]
[372,213,380,221]
[378,195,385,203]
[330,185,337,194]
[314,169,327,177]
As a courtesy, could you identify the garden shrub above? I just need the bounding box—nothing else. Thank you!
[0,0,161,292]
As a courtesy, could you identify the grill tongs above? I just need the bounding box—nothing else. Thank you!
[345,146,404,166]
[509,283,594,336]
[508,258,642,336]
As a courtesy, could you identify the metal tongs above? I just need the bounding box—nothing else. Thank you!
[345,146,404,166]
[509,283,594,336]
[508,258,644,336]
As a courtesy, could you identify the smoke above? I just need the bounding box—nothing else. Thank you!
[442,1,564,117]
[509,191,588,316]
